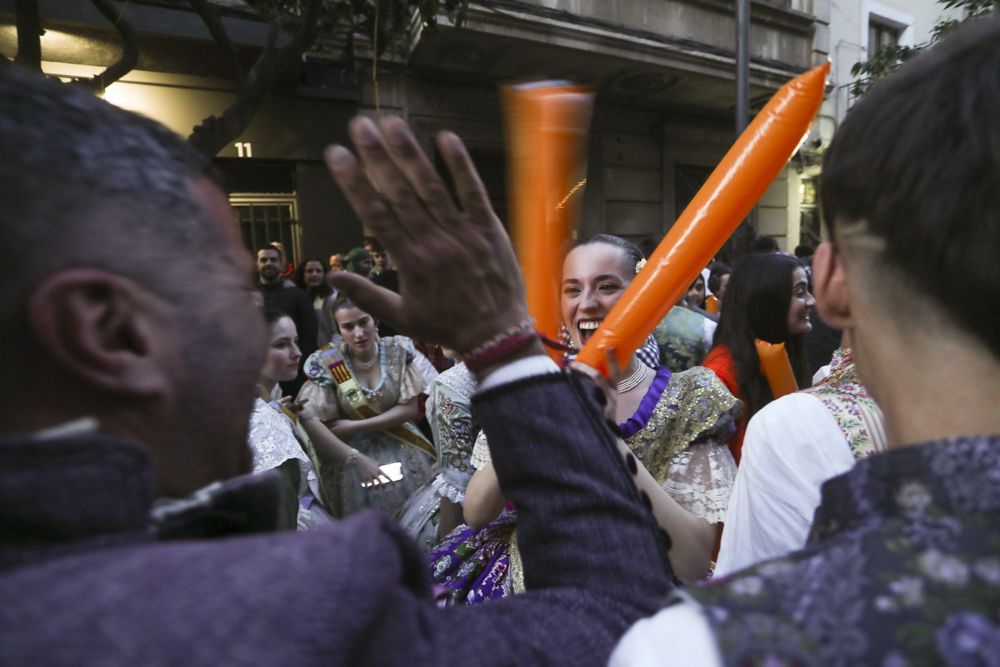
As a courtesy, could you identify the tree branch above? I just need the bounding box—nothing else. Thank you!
[188,0,247,93]
[72,0,139,91]
[14,0,43,71]
[187,0,323,157]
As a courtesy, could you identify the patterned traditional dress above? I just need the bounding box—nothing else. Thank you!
[396,363,479,551]
[297,336,434,518]
[430,365,741,604]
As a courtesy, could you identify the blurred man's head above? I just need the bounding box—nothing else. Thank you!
[0,66,266,497]
[815,18,1000,432]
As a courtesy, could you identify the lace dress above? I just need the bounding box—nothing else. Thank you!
[396,363,479,551]
[297,336,434,518]
[624,366,740,524]
[247,387,336,530]
[430,365,740,604]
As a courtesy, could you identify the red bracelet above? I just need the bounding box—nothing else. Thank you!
[464,319,537,373]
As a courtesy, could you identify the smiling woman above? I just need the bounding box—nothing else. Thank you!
[430,235,743,602]
[703,252,815,464]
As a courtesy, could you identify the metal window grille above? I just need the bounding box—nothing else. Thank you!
[230,194,302,267]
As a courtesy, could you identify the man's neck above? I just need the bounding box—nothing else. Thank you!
[852,321,1000,448]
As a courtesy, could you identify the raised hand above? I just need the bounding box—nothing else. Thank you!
[324,116,529,354]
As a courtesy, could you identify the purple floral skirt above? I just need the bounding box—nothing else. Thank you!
[429,510,518,606]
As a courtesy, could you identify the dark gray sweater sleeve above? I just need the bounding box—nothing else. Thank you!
[361,370,675,666]
[0,372,673,666]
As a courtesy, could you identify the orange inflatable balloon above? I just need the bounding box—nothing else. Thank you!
[503,82,594,358]
[705,295,720,315]
[578,62,829,375]
[754,339,799,399]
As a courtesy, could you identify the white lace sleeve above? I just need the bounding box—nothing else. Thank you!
[662,441,736,524]
[470,431,492,470]
[247,399,310,487]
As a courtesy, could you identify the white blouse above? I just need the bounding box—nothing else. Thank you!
[715,392,859,576]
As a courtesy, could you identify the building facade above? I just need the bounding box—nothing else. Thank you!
[1,0,958,261]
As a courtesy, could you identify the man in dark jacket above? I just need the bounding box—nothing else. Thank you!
[0,65,670,665]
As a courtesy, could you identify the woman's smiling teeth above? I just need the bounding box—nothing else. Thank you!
[578,319,602,343]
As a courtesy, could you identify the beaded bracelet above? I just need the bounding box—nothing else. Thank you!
[345,448,360,466]
[464,318,537,373]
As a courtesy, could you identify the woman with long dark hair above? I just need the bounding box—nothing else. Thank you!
[703,253,814,464]
[295,257,336,347]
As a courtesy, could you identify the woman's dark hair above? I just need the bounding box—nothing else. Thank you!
[687,273,706,308]
[712,253,810,420]
[708,262,731,294]
[263,307,290,326]
[750,235,779,253]
[294,257,332,299]
[572,233,644,277]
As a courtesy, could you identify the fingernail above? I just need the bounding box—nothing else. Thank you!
[325,145,353,169]
[441,131,461,152]
[352,117,379,146]
[384,118,409,147]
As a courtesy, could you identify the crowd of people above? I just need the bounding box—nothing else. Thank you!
[1,16,997,667]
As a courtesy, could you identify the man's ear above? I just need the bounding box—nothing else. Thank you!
[812,241,852,329]
[27,269,174,398]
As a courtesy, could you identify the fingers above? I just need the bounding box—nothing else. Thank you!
[361,472,394,487]
[435,131,499,231]
[379,117,459,228]
[346,117,434,243]
[436,129,522,282]
[328,271,406,331]
[324,144,411,252]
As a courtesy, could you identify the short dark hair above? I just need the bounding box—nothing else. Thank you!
[0,65,223,345]
[750,235,779,253]
[793,244,814,259]
[573,234,645,278]
[263,307,290,326]
[712,253,810,419]
[708,262,732,294]
[821,17,1000,358]
[257,246,281,258]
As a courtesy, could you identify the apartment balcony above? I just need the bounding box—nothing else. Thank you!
[407,0,819,115]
